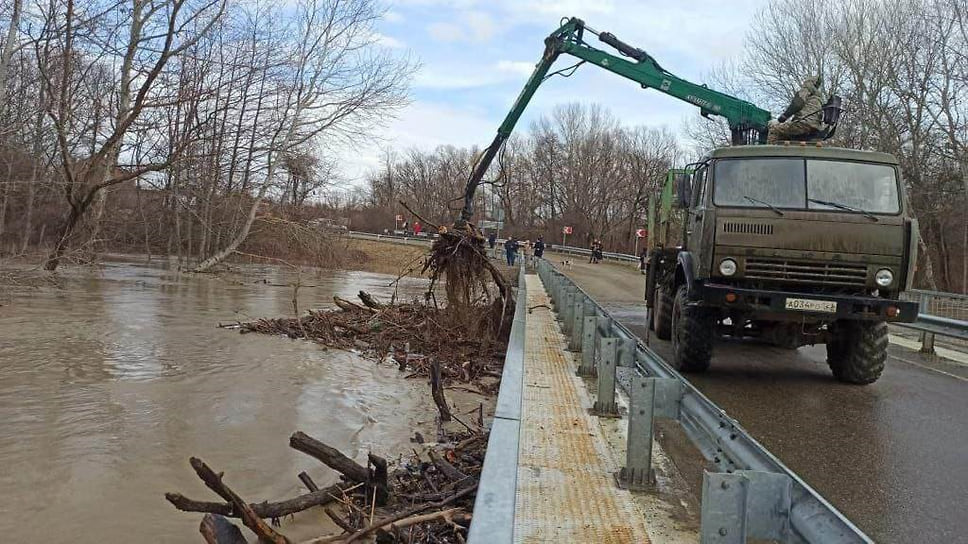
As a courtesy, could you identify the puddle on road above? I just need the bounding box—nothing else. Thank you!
[0,259,446,542]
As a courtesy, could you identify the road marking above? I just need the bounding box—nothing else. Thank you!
[888,334,968,367]
[890,354,968,382]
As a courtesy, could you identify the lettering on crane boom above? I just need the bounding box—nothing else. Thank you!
[686,95,722,112]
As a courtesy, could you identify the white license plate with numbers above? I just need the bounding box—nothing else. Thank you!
[784,298,837,313]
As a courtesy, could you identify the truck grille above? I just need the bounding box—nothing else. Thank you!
[745,258,868,287]
[723,222,773,235]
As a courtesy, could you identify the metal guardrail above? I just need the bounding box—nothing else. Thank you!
[467,264,526,543]
[897,289,968,353]
[534,258,872,543]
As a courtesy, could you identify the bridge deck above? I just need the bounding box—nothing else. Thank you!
[513,274,652,543]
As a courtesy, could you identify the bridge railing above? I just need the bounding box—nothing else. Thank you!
[530,258,873,544]
[897,289,968,352]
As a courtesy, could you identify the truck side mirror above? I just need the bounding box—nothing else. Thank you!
[675,174,692,208]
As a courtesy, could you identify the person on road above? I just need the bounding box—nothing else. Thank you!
[589,239,603,264]
[413,222,422,236]
[505,237,519,266]
[768,75,824,143]
[488,231,496,249]
[523,239,534,268]
[534,236,545,260]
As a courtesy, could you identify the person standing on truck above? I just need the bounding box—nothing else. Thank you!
[768,75,824,143]
[505,237,519,266]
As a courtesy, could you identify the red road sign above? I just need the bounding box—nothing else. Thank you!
[395,214,403,221]
[636,228,647,238]
[562,226,573,235]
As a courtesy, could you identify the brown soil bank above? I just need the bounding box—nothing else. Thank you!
[340,238,428,278]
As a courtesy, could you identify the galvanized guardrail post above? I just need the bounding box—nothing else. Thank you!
[919,292,935,353]
[578,315,598,376]
[594,338,619,416]
[562,289,577,333]
[700,470,793,543]
[569,298,585,351]
[617,375,655,491]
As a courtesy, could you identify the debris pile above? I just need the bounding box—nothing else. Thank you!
[167,415,487,543]
[228,290,507,386]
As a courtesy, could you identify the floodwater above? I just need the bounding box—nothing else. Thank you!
[0,258,437,542]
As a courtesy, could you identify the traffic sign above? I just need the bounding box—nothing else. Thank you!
[395,214,403,221]
[636,228,647,238]
[562,226,573,235]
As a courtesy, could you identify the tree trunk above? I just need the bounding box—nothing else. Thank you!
[0,0,23,107]
[192,185,267,272]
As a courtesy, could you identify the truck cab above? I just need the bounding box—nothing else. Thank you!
[646,144,919,384]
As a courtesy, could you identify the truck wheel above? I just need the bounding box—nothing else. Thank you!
[671,285,715,372]
[826,321,888,384]
[653,286,674,340]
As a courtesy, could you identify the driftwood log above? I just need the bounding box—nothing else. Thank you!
[357,291,383,309]
[189,457,290,544]
[166,482,348,518]
[430,359,452,422]
[289,432,370,483]
[199,514,247,544]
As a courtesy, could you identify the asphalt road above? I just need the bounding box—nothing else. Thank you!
[555,260,968,544]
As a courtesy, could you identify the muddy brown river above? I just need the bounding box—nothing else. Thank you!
[0,259,437,542]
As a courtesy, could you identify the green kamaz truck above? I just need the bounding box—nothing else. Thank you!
[645,145,918,384]
[452,17,918,384]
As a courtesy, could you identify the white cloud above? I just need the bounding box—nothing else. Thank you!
[496,60,536,77]
[384,10,404,23]
[427,21,463,42]
[426,9,497,43]
[373,32,405,48]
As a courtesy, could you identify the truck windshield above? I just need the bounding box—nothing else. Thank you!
[713,158,900,214]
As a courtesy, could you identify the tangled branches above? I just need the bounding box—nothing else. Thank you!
[230,291,507,386]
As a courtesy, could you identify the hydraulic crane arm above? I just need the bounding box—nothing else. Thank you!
[457,17,771,226]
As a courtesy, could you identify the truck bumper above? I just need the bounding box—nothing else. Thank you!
[702,283,918,323]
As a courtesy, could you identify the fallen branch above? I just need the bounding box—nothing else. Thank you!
[290,432,370,484]
[357,291,383,309]
[333,296,372,313]
[430,359,452,422]
[301,484,478,544]
[200,514,247,544]
[166,482,349,519]
[189,457,290,544]
[428,449,467,482]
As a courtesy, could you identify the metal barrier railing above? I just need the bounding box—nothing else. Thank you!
[467,264,526,543]
[897,289,968,353]
[533,258,872,543]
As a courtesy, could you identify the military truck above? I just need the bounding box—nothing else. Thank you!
[645,144,919,384]
[445,17,918,384]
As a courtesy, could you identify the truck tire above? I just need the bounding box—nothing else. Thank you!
[671,285,715,372]
[826,321,888,384]
[653,286,674,340]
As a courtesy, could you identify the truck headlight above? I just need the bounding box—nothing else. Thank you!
[875,268,894,287]
[719,258,737,276]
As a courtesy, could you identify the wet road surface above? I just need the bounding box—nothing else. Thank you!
[557,260,968,544]
[0,259,436,542]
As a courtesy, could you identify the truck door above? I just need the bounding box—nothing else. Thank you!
[685,165,708,253]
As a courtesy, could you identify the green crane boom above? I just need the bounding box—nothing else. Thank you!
[457,17,771,226]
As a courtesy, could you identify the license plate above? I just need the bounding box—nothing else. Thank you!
[784,298,837,313]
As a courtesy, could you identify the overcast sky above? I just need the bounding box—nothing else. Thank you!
[337,0,769,184]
